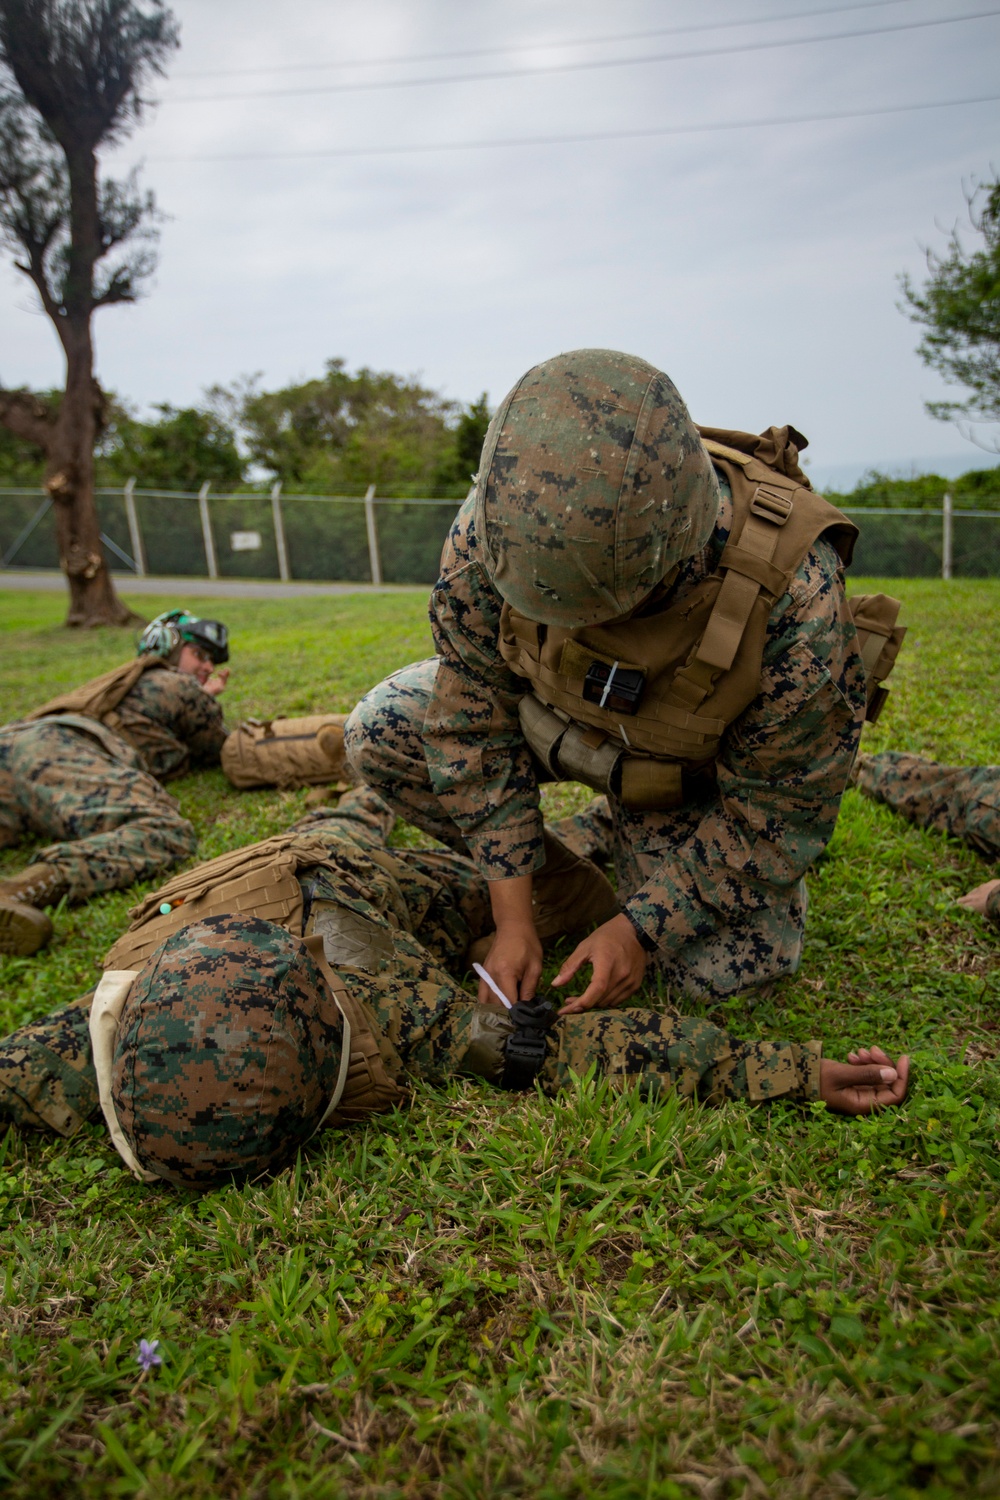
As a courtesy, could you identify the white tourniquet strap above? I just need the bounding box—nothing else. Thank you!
[89,971,159,1183]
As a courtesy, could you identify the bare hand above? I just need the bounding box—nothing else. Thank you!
[957,878,1000,916]
[821,1045,910,1115]
[476,922,543,1006]
[203,667,230,697]
[553,912,649,1015]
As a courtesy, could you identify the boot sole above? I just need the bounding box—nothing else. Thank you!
[0,900,54,956]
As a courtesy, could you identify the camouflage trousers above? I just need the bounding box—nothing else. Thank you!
[0,720,196,899]
[854,752,1000,860]
[0,786,820,1140]
[344,658,807,1000]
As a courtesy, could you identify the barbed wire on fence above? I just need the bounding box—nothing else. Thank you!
[1,486,999,584]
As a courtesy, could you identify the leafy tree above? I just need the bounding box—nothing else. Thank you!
[0,0,178,624]
[900,174,1000,449]
[97,402,244,490]
[216,359,483,498]
[433,392,491,496]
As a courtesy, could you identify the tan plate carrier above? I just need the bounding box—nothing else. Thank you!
[27,655,168,728]
[500,426,906,812]
[103,830,404,1127]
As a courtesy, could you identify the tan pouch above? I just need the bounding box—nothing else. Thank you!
[846,594,906,722]
[222,714,351,790]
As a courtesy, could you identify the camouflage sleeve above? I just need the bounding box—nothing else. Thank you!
[124,669,227,770]
[424,494,545,879]
[625,539,867,954]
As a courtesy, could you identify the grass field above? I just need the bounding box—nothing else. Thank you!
[1,580,998,1499]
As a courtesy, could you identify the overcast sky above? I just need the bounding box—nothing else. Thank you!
[2,0,999,486]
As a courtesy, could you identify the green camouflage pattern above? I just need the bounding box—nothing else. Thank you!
[0,787,822,1173]
[853,752,1000,859]
[854,751,1000,927]
[474,349,720,627]
[113,915,345,1189]
[345,475,866,997]
[0,720,196,899]
[108,665,226,782]
[0,992,97,1134]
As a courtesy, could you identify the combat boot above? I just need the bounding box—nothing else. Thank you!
[532,828,620,942]
[0,863,68,957]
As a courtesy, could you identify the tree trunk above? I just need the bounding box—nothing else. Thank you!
[44,323,131,626]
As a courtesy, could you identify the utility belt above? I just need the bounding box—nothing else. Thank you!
[519,694,717,812]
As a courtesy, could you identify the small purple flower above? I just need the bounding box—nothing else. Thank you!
[136,1338,162,1372]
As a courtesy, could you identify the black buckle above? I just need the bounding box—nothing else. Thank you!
[582,660,645,716]
[750,486,793,525]
[500,996,558,1091]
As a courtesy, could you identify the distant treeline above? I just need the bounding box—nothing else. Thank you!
[0,359,491,499]
[825,465,1000,511]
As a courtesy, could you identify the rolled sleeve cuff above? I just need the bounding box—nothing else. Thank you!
[463,816,547,881]
[745,1039,823,1102]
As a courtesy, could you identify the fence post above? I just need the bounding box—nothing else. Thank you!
[198,482,218,579]
[942,492,953,580]
[123,477,146,577]
[364,483,383,586]
[271,481,291,582]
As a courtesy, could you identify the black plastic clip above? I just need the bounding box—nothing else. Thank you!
[582,660,645,716]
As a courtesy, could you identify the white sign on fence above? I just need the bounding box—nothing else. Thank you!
[230,530,262,551]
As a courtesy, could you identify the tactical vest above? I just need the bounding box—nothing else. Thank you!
[27,655,168,727]
[498,427,905,812]
[102,831,405,1124]
[221,714,351,790]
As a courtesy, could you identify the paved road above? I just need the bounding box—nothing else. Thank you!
[0,570,424,601]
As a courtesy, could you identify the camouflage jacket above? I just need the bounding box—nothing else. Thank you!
[424,478,867,956]
[113,668,226,783]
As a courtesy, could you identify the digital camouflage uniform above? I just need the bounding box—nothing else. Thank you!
[854,751,1000,926]
[0,718,196,901]
[0,664,224,903]
[0,787,822,1149]
[100,664,227,783]
[347,478,866,1000]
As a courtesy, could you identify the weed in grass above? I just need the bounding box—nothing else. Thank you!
[0,580,998,1498]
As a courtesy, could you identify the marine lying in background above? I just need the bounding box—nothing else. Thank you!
[853,751,1000,926]
[0,609,230,958]
[0,788,909,1192]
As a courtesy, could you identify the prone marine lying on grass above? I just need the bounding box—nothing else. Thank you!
[0,789,909,1190]
[0,608,231,957]
[853,751,1000,926]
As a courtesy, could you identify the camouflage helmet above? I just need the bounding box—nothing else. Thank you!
[111,915,344,1189]
[473,349,720,627]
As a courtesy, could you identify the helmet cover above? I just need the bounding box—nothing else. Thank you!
[111,915,344,1188]
[474,349,720,627]
[137,609,230,664]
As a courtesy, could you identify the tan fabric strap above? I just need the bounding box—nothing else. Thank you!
[89,971,158,1183]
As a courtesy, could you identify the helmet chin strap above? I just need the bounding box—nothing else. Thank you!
[89,971,159,1183]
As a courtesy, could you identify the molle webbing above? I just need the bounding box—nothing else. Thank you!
[221,714,351,790]
[27,656,167,725]
[500,445,859,780]
[303,935,406,1125]
[102,832,335,971]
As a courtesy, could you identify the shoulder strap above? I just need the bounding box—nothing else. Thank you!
[303,934,406,1124]
[27,656,168,724]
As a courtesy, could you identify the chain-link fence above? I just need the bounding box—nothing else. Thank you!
[2,486,999,583]
[0,485,463,585]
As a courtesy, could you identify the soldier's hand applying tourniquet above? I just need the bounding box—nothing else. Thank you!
[480,873,543,1004]
[553,913,648,1014]
[820,1045,910,1114]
